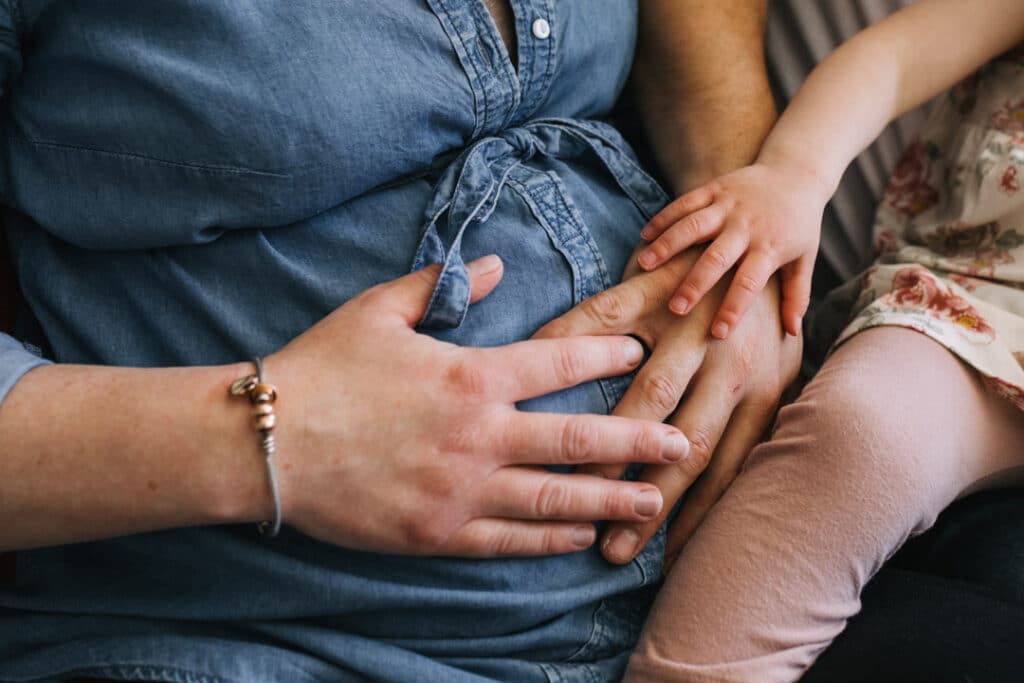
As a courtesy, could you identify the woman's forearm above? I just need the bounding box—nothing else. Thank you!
[759,0,1024,193]
[631,0,776,194]
[0,259,698,557]
[0,361,268,551]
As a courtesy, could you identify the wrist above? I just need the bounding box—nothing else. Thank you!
[642,81,777,195]
[756,140,840,201]
[194,361,277,527]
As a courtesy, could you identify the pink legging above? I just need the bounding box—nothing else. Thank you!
[625,326,1024,682]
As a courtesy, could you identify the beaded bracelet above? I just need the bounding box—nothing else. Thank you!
[229,357,282,537]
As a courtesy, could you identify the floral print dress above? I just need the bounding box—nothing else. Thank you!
[836,45,1024,409]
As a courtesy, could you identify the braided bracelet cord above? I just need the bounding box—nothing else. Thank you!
[229,357,282,537]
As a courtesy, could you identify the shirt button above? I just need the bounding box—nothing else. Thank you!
[531,17,551,40]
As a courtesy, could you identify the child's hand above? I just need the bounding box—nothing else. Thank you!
[637,162,830,338]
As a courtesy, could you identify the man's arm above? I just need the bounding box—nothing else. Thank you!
[631,0,776,195]
[547,1,802,565]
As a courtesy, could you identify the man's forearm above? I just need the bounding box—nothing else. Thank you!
[632,0,776,195]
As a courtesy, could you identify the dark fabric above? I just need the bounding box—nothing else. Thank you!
[803,488,1024,682]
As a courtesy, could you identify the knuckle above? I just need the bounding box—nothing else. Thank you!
[441,422,483,456]
[405,516,449,551]
[681,279,703,300]
[760,236,781,256]
[539,319,570,339]
[703,248,729,270]
[631,425,660,460]
[355,286,387,312]
[489,527,524,556]
[534,477,571,517]
[410,454,463,501]
[560,418,599,462]
[683,213,705,239]
[598,487,626,518]
[638,372,681,415]
[586,291,626,327]
[445,357,490,397]
[648,239,669,261]
[536,527,559,555]
[729,337,758,378]
[554,345,588,386]
[735,273,760,294]
[682,427,714,471]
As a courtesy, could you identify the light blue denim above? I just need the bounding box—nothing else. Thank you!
[0,2,675,681]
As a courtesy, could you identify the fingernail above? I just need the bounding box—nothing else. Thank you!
[662,430,689,461]
[634,490,663,517]
[466,254,502,276]
[792,316,803,335]
[604,528,642,562]
[623,340,644,365]
[640,227,654,240]
[638,251,656,269]
[669,296,689,315]
[572,526,596,548]
[711,321,729,339]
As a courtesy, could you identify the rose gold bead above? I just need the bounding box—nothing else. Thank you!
[251,383,277,403]
[253,403,274,417]
[254,413,277,432]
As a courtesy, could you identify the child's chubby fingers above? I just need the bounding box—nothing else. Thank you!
[640,185,716,241]
[666,229,748,316]
[780,255,814,336]
[709,251,778,339]
[638,204,726,271]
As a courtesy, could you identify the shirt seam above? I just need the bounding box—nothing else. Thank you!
[7,135,290,178]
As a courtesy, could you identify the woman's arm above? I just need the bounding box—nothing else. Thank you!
[0,257,692,553]
[761,0,1024,193]
[0,358,275,549]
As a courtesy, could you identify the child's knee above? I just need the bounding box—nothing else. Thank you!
[748,362,949,532]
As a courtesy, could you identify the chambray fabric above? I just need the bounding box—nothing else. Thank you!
[0,2,674,681]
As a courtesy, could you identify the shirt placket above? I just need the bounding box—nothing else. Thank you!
[427,0,520,138]
[509,0,556,123]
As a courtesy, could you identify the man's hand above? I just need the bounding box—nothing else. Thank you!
[535,249,802,565]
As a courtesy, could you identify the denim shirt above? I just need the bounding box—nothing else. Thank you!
[0,2,674,681]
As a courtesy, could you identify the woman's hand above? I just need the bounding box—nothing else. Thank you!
[265,255,692,557]
[534,247,802,566]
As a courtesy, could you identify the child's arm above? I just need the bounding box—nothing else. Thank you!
[639,0,1024,338]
